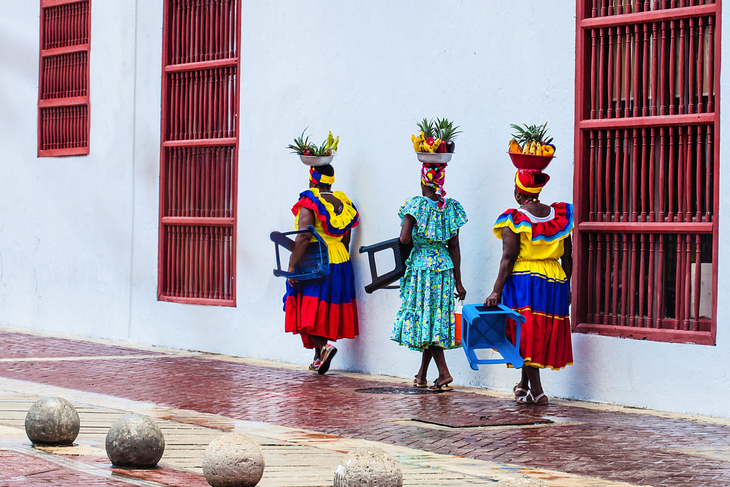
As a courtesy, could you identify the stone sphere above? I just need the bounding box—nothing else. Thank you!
[202,433,265,487]
[105,414,165,467]
[334,447,403,487]
[25,397,80,445]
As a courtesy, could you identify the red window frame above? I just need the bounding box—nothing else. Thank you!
[573,0,720,345]
[38,0,91,157]
[157,0,242,306]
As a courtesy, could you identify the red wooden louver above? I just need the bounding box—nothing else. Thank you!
[574,0,720,345]
[38,0,91,157]
[158,0,241,306]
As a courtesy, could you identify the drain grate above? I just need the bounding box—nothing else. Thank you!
[354,387,438,395]
[412,413,553,428]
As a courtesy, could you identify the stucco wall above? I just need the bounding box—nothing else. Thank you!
[1,1,728,417]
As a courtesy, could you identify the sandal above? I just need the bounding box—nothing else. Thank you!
[428,379,453,392]
[513,384,528,398]
[308,359,322,371]
[515,391,549,405]
[317,345,337,375]
[413,375,428,388]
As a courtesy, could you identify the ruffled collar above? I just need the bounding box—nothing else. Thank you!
[292,188,359,236]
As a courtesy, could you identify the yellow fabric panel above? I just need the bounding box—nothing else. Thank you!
[517,233,564,261]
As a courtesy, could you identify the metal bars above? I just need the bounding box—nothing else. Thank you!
[167,69,237,141]
[585,125,713,222]
[39,106,89,151]
[169,0,238,64]
[42,1,90,49]
[585,14,716,120]
[158,0,241,306]
[38,0,91,157]
[574,0,719,345]
[163,225,234,301]
[164,147,235,218]
[41,52,88,99]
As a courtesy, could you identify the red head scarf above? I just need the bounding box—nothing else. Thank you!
[515,169,550,195]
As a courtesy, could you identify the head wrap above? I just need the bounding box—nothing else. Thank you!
[421,164,447,209]
[515,169,550,195]
[309,166,335,186]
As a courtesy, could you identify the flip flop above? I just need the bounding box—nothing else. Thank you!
[413,375,428,388]
[428,379,453,392]
[515,391,549,405]
[317,345,337,375]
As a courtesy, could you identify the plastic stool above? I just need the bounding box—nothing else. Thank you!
[358,238,412,293]
[461,304,526,370]
[270,225,330,280]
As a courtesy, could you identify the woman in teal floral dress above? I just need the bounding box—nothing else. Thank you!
[391,164,467,391]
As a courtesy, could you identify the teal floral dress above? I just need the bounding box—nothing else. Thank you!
[391,196,468,351]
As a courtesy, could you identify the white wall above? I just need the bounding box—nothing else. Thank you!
[1,1,728,417]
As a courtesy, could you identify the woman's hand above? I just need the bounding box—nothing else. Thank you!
[484,291,501,307]
[454,282,467,301]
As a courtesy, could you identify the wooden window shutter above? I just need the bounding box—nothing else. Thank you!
[573,0,720,344]
[157,0,241,306]
[38,0,91,157]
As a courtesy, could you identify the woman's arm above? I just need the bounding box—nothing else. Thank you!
[561,234,573,303]
[399,214,416,245]
[561,234,573,280]
[484,227,519,307]
[287,207,316,275]
[448,230,467,300]
[341,230,351,253]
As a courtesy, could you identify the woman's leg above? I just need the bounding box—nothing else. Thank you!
[430,347,453,386]
[514,367,529,397]
[524,366,543,396]
[309,335,327,360]
[415,348,432,385]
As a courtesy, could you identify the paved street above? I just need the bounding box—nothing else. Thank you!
[0,326,727,486]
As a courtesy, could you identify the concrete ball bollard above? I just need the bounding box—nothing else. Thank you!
[105,414,165,468]
[24,397,80,445]
[202,433,265,487]
[333,447,403,487]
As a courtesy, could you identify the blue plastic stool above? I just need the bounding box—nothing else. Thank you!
[461,304,526,370]
[270,225,330,280]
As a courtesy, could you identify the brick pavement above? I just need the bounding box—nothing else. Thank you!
[0,330,728,486]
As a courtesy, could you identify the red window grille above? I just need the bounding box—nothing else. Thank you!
[573,0,720,345]
[38,0,91,157]
[158,0,241,306]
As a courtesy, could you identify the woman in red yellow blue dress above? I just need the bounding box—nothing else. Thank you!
[285,165,359,375]
[485,169,573,405]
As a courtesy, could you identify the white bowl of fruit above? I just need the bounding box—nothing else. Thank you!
[288,129,339,166]
[411,117,460,165]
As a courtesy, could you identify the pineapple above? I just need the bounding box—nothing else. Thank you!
[416,118,436,140]
[287,129,314,155]
[510,123,553,152]
[435,117,462,142]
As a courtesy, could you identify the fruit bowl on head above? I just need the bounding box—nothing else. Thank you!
[417,152,452,165]
[508,152,554,171]
[300,154,335,166]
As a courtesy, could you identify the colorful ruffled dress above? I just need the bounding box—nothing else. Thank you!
[391,196,467,351]
[284,188,360,349]
[492,202,574,369]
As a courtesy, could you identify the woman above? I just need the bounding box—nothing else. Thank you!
[284,164,359,375]
[391,164,467,391]
[485,169,573,405]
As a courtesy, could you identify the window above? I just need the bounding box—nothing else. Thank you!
[157,0,241,306]
[38,0,91,157]
[573,0,719,344]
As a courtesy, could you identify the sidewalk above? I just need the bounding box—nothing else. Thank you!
[0,326,728,486]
